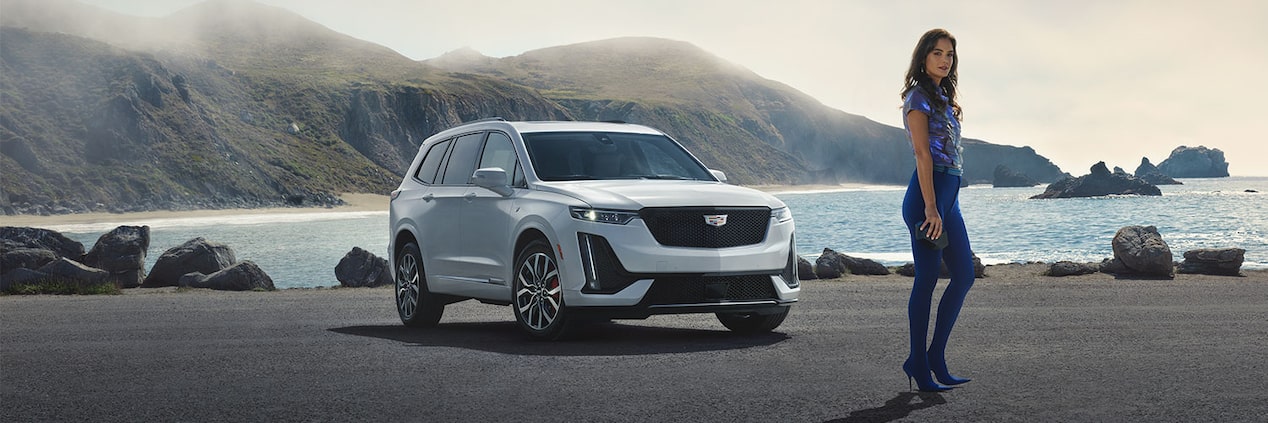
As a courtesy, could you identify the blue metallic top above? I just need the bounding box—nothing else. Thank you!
[903,87,962,172]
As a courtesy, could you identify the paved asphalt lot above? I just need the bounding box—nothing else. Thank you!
[3,269,1267,422]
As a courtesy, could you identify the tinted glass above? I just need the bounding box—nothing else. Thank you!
[414,139,451,184]
[440,132,486,185]
[478,132,518,186]
[523,132,713,182]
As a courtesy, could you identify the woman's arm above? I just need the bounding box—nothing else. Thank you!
[906,110,942,240]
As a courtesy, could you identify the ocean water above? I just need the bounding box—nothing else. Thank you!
[45,177,1266,289]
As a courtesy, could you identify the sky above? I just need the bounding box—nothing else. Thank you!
[79,0,1268,176]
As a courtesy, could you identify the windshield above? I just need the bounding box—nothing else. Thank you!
[523,131,715,182]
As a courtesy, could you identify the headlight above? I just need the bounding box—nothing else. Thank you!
[569,207,639,225]
[771,206,793,223]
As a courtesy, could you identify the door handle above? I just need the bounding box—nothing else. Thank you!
[464,192,477,201]
[421,193,434,202]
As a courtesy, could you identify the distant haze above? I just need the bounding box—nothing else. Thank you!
[75,0,1268,176]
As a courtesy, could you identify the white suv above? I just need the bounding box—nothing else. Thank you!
[388,119,798,339]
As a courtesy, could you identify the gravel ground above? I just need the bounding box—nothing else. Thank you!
[2,264,1266,422]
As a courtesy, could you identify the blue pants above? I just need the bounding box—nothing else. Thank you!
[901,170,975,371]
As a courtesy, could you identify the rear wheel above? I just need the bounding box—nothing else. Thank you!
[396,242,444,327]
[513,239,575,340]
[716,307,789,334]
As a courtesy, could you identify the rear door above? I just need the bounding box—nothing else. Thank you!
[424,131,486,290]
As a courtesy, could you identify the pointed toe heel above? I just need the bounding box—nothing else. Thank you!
[902,358,952,392]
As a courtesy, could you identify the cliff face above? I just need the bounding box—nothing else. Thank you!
[2,1,1066,213]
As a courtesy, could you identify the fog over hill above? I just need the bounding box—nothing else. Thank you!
[0,0,1064,214]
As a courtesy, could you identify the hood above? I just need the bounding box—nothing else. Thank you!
[534,180,785,210]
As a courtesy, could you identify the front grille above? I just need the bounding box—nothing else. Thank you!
[640,207,770,248]
[643,275,778,306]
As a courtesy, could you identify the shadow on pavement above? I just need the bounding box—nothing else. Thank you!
[825,392,947,423]
[329,321,789,356]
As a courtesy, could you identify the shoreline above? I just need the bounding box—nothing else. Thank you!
[0,193,390,229]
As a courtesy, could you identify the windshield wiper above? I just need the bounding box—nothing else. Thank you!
[629,174,691,180]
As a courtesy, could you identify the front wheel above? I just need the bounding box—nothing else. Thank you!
[513,239,575,340]
[396,242,444,327]
[716,307,790,334]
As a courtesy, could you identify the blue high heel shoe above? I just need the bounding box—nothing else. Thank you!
[903,357,952,392]
[927,353,971,386]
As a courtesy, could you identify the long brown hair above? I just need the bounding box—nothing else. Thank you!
[901,28,961,119]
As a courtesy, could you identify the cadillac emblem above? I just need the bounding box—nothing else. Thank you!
[703,214,728,227]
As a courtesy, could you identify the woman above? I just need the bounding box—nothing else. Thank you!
[900,28,975,392]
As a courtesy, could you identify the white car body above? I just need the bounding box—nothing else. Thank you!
[389,119,798,338]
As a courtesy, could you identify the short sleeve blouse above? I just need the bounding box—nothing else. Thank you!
[902,87,962,171]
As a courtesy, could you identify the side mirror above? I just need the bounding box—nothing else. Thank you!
[709,169,728,183]
[472,168,514,197]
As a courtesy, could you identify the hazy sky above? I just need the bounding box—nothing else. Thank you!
[79,0,1268,176]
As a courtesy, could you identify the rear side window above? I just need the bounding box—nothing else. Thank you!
[440,132,487,185]
[414,139,452,184]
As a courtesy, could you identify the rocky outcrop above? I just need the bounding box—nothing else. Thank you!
[1157,146,1229,178]
[179,261,275,291]
[143,238,237,287]
[82,226,150,288]
[1044,261,1100,277]
[1133,158,1181,185]
[1177,248,1245,276]
[1105,226,1174,278]
[796,256,817,280]
[0,226,85,260]
[1030,162,1161,199]
[896,255,986,278]
[814,248,890,278]
[334,247,391,287]
[992,164,1038,188]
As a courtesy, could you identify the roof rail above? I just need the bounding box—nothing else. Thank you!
[601,120,627,124]
[464,117,505,124]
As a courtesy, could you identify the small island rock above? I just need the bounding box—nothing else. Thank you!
[1030,162,1161,199]
[1157,145,1229,178]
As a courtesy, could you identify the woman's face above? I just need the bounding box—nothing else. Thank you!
[924,38,955,82]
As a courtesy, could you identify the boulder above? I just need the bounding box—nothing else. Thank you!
[1,267,47,291]
[36,257,110,287]
[1133,158,1181,185]
[1045,261,1100,277]
[814,248,891,278]
[335,247,391,287]
[82,226,151,288]
[814,249,845,279]
[1177,248,1245,276]
[1109,226,1174,278]
[143,238,237,287]
[1157,145,1229,178]
[796,256,817,280]
[179,261,275,291]
[896,255,986,278]
[0,226,85,260]
[1,247,59,271]
[1031,162,1162,199]
[992,164,1038,188]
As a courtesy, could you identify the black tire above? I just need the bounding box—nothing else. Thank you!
[716,307,790,334]
[512,239,575,340]
[395,242,444,327]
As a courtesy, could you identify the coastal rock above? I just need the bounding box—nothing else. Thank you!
[896,255,986,278]
[1,247,59,271]
[1133,158,1181,185]
[1045,261,1100,277]
[0,267,47,291]
[0,226,85,260]
[796,256,818,280]
[1110,226,1174,278]
[82,226,151,288]
[179,261,275,291]
[334,247,391,287]
[1177,248,1244,276]
[1157,145,1229,178]
[1030,162,1161,199]
[992,164,1038,188]
[814,248,890,278]
[36,257,110,287]
[143,237,237,287]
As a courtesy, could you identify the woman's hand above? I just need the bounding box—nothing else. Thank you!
[922,205,943,240]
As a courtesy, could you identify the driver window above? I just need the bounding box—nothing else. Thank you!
[478,132,518,186]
